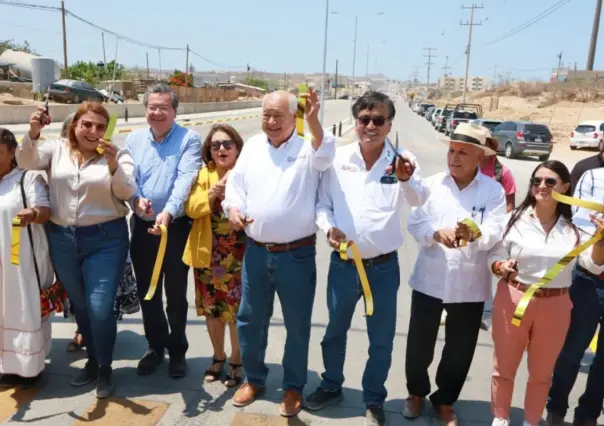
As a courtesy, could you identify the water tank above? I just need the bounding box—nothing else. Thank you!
[0,50,61,81]
[31,57,56,93]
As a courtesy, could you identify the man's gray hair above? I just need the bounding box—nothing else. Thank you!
[262,91,297,115]
[143,83,179,110]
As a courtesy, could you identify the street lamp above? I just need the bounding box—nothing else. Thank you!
[331,11,384,121]
[319,0,329,124]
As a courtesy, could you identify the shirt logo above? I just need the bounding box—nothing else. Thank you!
[287,154,308,163]
[341,164,359,172]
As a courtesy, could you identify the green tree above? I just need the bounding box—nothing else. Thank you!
[246,77,269,90]
[67,60,126,84]
[0,39,38,56]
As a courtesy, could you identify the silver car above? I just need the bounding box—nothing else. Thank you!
[491,120,553,161]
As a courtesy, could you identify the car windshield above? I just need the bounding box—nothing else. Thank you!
[482,121,501,130]
[524,124,551,135]
[575,125,597,133]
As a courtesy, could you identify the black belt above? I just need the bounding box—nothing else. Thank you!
[249,235,316,253]
[335,250,395,268]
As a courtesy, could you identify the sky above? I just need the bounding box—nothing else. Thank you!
[0,0,598,83]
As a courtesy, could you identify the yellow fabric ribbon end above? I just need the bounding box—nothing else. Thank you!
[339,241,374,316]
[295,84,308,137]
[511,191,604,327]
[457,218,482,247]
[590,332,598,353]
[144,224,168,301]
[11,219,20,266]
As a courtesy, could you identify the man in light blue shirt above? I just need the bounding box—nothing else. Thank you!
[126,84,201,379]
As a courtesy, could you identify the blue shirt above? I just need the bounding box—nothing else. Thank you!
[126,123,202,220]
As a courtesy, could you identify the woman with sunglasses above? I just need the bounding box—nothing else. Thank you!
[182,124,245,387]
[487,160,604,426]
[17,102,136,399]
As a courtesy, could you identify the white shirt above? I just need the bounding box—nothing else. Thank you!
[487,208,604,288]
[316,140,430,258]
[16,134,137,227]
[407,170,507,303]
[223,131,336,243]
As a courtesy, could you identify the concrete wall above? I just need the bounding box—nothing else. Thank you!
[0,100,262,125]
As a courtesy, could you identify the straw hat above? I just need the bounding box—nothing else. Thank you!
[444,122,496,156]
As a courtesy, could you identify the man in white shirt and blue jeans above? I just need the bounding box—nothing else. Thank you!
[305,91,430,426]
[405,123,507,426]
[223,89,335,418]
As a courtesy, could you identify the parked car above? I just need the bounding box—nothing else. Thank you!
[471,119,502,132]
[436,108,453,132]
[444,103,482,136]
[431,108,443,126]
[569,120,604,151]
[425,106,435,121]
[47,79,107,104]
[419,103,435,117]
[491,120,553,160]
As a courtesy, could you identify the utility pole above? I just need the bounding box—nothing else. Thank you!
[334,59,339,99]
[461,3,483,103]
[350,16,358,116]
[412,66,420,86]
[423,47,437,87]
[588,0,603,70]
[492,64,497,88]
[555,52,563,83]
[185,44,190,102]
[61,0,68,78]
[366,44,370,77]
[283,72,287,90]
[102,32,107,67]
[441,55,451,93]
[146,52,149,79]
[158,49,162,81]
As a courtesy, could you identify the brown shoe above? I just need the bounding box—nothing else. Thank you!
[232,383,264,408]
[403,395,424,419]
[279,390,302,417]
[435,405,458,426]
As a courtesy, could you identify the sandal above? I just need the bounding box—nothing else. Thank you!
[203,357,226,382]
[223,363,243,388]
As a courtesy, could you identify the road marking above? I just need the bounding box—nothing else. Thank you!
[230,412,312,425]
[75,397,169,425]
[0,387,40,423]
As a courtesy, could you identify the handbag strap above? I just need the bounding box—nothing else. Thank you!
[19,171,42,292]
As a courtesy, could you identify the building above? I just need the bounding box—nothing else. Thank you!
[438,75,491,93]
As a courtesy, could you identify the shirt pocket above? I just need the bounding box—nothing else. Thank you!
[447,260,482,294]
[368,180,398,211]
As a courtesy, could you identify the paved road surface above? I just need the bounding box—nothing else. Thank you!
[1,99,600,425]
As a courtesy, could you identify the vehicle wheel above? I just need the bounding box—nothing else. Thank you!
[538,154,550,161]
[73,95,81,104]
[505,143,515,159]
[570,145,577,150]
[599,140,604,151]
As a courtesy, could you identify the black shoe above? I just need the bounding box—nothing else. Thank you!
[304,387,343,411]
[96,366,114,399]
[137,350,164,376]
[169,356,187,379]
[0,374,20,389]
[71,360,99,387]
[365,405,386,426]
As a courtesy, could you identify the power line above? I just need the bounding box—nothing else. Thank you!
[189,49,245,70]
[479,0,571,47]
[0,0,59,11]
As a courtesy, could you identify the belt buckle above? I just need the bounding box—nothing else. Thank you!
[264,243,276,251]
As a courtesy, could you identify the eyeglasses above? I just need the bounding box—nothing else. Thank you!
[80,120,107,132]
[358,116,387,127]
[211,140,235,151]
[531,177,558,187]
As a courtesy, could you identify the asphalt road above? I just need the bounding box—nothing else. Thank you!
[3,98,601,426]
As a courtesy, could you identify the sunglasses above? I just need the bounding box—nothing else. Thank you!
[531,177,558,187]
[80,120,107,132]
[211,140,235,151]
[358,116,387,127]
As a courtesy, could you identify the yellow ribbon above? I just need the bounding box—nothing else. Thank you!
[11,217,21,265]
[457,218,482,247]
[144,224,168,301]
[511,191,604,327]
[339,241,374,316]
[590,332,598,352]
[296,84,308,137]
[96,113,118,154]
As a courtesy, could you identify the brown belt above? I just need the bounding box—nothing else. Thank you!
[249,235,316,253]
[508,281,568,298]
[336,251,395,269]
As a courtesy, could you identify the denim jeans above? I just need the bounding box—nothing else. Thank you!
[547,266,604,421]
[320,251,400,406]
[46,218,129,366]
[237,240,317,392]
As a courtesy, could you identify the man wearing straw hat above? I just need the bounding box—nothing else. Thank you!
[305,91,430,426]
[405,123,507,426]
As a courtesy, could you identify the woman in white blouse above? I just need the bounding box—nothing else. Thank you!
[487,160,604,426]
[16,102,136,399]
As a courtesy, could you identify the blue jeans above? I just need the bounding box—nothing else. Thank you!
[237,240,317,392]
[547,266,604,421]
[320,251,400,406]
[46,218,129,366]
